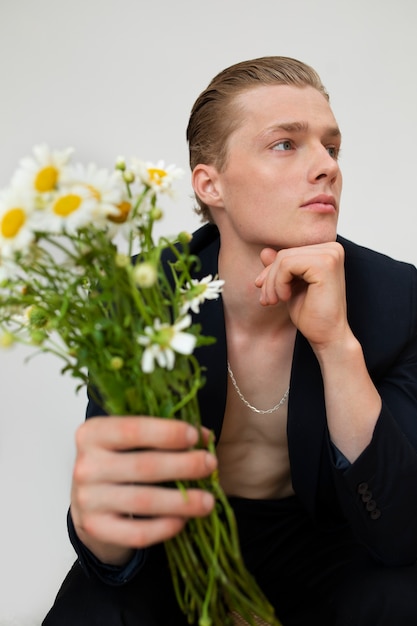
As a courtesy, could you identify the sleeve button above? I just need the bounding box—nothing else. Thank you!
[357,482,369,494]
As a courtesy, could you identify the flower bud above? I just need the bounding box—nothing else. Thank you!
[28,306,48,328]
[123,170,135,184]
[0,332,15,348]
[178,231,193,245]
[115,156,126,171]
[30,330,47,345]
[150,207,163,221]
[110,356,124,370]
[115,253,130,268]
[133,262,157,287]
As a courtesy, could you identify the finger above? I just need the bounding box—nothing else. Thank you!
[200,426,215,445]
[76,483,215,519]
[76,416,201,452]
[254,266,269,288]
[259,255,305,305]
[256,266,283,306]
[81,511,189,549]
[255,249,277,287]
[74,448,218,484]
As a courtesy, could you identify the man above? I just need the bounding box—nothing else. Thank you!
[44,57,417,625]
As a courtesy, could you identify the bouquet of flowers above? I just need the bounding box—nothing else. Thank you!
[0,145,281,626]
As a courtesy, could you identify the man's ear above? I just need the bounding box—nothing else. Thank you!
[192,164,224,208]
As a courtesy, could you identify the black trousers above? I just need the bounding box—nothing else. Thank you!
[43,496,417,625]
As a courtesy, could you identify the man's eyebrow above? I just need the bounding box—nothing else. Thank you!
[261,121,342,137]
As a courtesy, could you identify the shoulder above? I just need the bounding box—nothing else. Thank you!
[337,235,417,360]
[189,223,220,257]
[186,223,220,279]
[337,234,417,291]
[158,223,220,285]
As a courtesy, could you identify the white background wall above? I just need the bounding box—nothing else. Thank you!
[0,0,416,623]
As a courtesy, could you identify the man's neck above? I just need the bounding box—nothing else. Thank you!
[218,240,291,333]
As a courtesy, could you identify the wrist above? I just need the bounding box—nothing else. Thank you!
[76,527,135,567]
[311,330,361,367]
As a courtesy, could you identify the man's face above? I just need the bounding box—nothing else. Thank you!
[211,84,343,250]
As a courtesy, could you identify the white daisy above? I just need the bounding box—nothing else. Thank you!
[0,263,8,283]
[64,162,125,223]
[0,187,37,258]
[105,198,136,242]
[38,185,99,234]
[180,274,225,314]
[130,159,183,196]
[138,315,196,373]
[11,144,74,194]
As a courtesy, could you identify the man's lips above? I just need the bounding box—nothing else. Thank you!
[301,194,337,212]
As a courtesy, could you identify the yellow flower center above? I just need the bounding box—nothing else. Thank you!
[148,168,167,185]
[108,200,131,224]
[1,207,26,238]
[190,284,207,298]
[53,194,82,217]
[154,326,174,348]
[34,166,59,192]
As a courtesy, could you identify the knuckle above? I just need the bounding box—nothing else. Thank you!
[324,250,340,271]
[74,422,89,450]
[133,487,153,511]
[72,452,93,484]
[81,515,99,538]
[74,485,91,511]
[131,451,155,478]
[329,242,344,263]
[118,417,143,440]
[75,417,106,449]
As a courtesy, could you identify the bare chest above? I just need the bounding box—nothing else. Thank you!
[216,329,295,499]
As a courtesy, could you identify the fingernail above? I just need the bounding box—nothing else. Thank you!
[202,492,215,511]
[186,426,198,446]
[205,453,217,471]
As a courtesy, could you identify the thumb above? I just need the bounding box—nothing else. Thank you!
[260,247,278,267]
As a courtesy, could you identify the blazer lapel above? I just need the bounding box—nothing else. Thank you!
[196,296,228,440]
[288,332,328,515]
[189,227,227,440]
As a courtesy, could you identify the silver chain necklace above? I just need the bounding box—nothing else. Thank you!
[227,361,290,415]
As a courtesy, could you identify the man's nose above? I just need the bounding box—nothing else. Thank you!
[309,145,340,183]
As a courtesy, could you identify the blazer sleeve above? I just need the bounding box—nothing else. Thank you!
[331,253,417,565]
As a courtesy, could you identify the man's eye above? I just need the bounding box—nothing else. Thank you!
[327,146,339,159]
[272,140,293,151]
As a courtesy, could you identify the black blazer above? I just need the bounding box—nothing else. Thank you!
[84,223,417,567]
[183,224,417,566]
